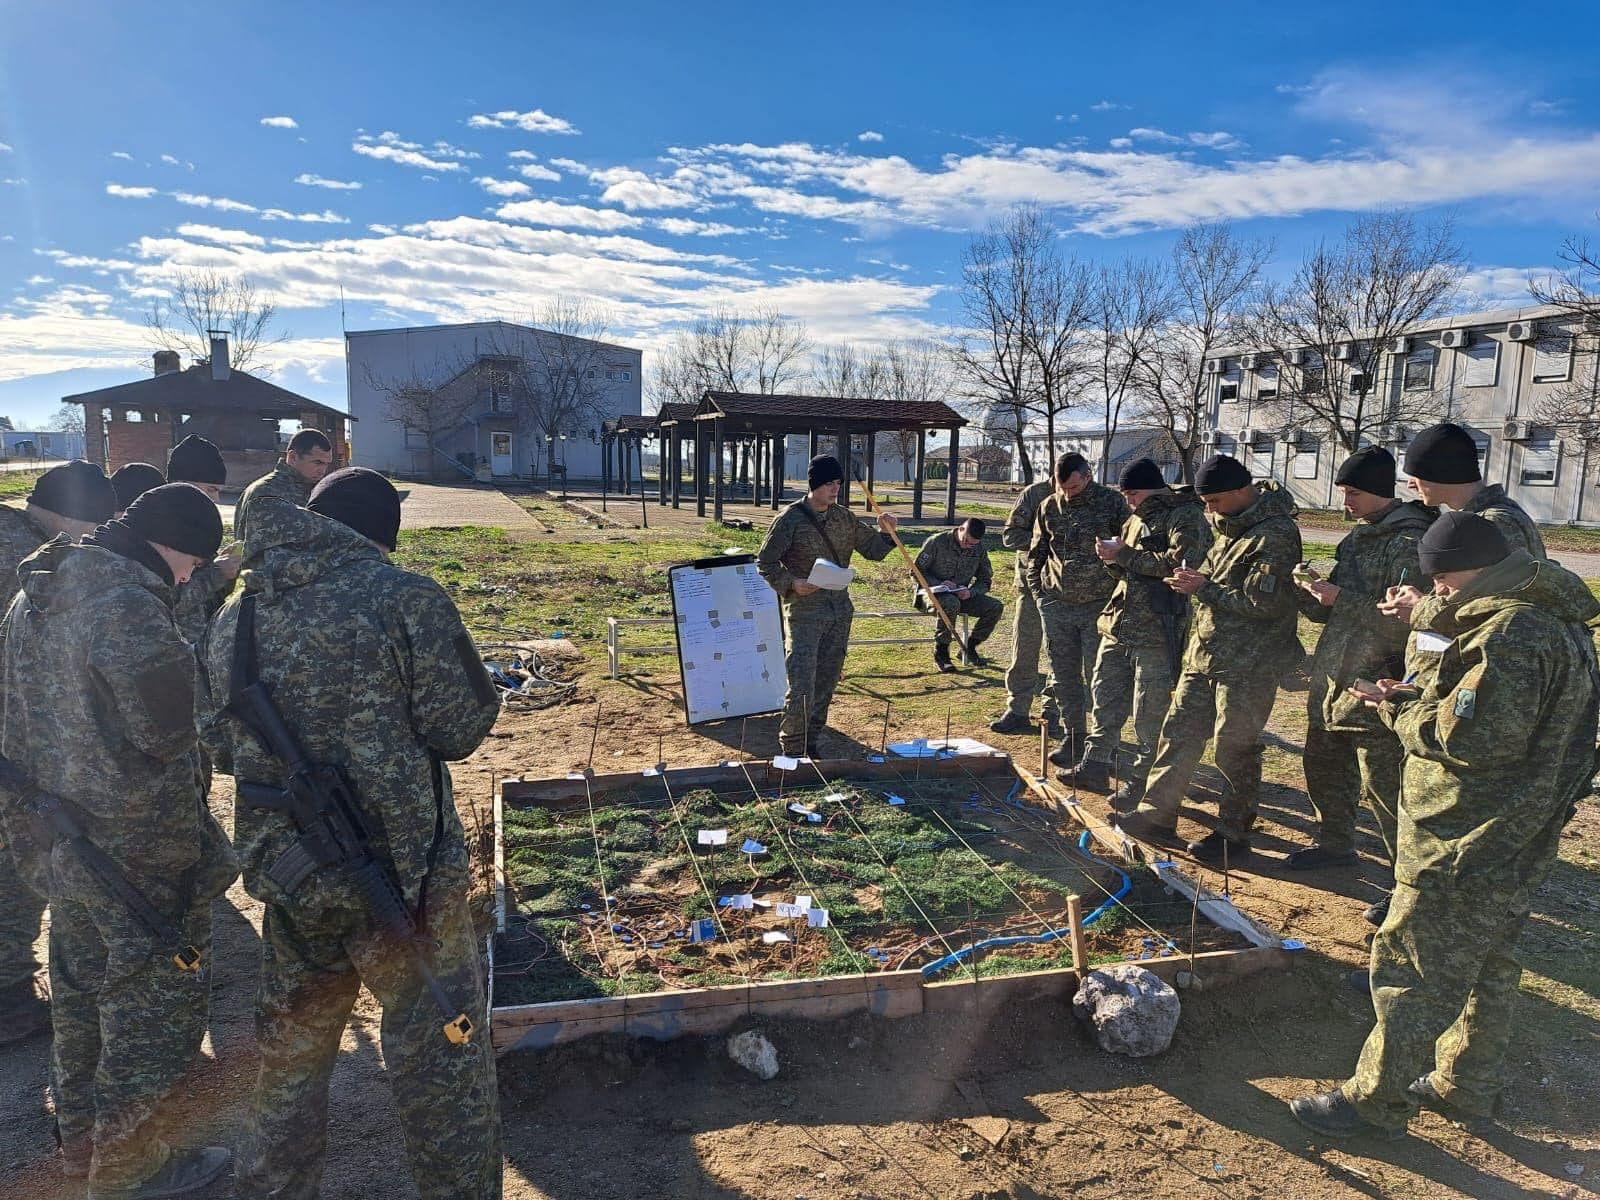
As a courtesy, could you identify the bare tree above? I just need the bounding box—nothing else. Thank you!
[810,343,889,398]
[1025,244,1096,476]
[497,298,619,475]
[1090,257,1173,481]
[50,404,86,434]
[1251,212,1465,454]
[365,357,482,478]
[1130,224,1271,483]
[1529,225,1600,456]
[146,268,283,374]
[885,338,956,483]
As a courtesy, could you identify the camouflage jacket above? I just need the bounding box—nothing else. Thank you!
[174,561,235,647]
[756,499,894,609]
[1025,482,1129,606]
[1300,500,1434,734]
[234,459,310,556]
[912,529,992,601]
[0,538,233,887]
[202,504,499,912]
[1408,484,1547,637]
[1098,488,1211,648]
[0,505,49,608]
[1184,482,1303,680]
[1381,551,1600,889]
[1001,480,1055,591]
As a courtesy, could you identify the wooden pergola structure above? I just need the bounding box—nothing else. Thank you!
[655,391,968,525]
[600,414,654,496]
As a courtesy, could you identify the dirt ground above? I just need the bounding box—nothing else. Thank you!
[2,579,1598,1197]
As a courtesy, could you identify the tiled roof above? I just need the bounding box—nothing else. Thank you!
[65,365,351,421]
[698,391,965,429]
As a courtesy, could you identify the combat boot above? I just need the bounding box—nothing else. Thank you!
[1408,1074,1497,1129]
[933,644,955,674]
[1285,843,1359,871]
[0,977,49,1046]
[1070,756,1111,790]
[88,1146,231,1199]
[1287,1090,1406,1140]
[1113,811,1181,845]
[1186,830,1252,863]
[988,712,1034,735]
[1108,783,1143,814]
[961,640,989,668]
[1362,896,1391,927]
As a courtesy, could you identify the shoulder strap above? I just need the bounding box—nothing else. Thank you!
[794,501,848,568]
[229,592,260,703]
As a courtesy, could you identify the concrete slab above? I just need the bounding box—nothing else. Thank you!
[394,481,546,531]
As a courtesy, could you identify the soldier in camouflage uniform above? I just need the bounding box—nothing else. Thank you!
[0,461,116,1047]
[232,427,332,556]
[167,436,242,647]
[1116,457,1302,862]
[1078,459,1210,806]
[202,468,502,1200]
[1025,453,1130,767]
[913,517,1003,672]
[1291,447,1433,873]
[990,477,1060,735]
[757,455,897,756]
[1290,513,1600,1139]
[1,484,234,1197]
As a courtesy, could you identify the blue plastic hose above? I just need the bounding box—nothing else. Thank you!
[919,829,1133,978]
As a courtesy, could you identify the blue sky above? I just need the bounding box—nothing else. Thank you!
[2,0,1598,427]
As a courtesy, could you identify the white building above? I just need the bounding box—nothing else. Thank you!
[2,429,85,461]
[966,403,1180,484]
[1200,302,1600,522]
[346,320,642,480]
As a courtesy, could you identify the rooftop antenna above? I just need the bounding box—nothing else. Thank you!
[339,284,347,334]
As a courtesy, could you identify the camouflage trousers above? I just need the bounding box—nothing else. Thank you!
[1082,639,1175,791]
[236,874,500,1200]
[1037,598,1107,738]
[1138,669,1280,841]
[1343,854,1557,1127]
[1001,586,1058,721]
[0,845,45,991]
[48,856,211,1192]
[918,591,1004,649]
[1303,724,1401,862]
[779,593,852,754]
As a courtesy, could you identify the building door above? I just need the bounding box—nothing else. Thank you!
[491,431,514,476]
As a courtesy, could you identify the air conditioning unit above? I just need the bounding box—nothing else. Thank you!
[1280,427,1305,447]
[1239,427,1258,444]
[1439,329,1470,349]
[1203,358,1224,375]
[1239,353,1259,371]
[1285,348,1308,366]
[1503,420,1531,441]
[1390,336,1411,354]
[1380,422,1407,444]
[1507,321,1537,342]
[1333,343,1355,361]
[1199,429,1220,446]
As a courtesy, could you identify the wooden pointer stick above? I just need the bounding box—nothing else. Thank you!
[848,462,972,656]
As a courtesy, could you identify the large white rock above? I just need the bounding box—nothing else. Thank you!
[1072,964,1181,1057]
[727,1030,780,1080]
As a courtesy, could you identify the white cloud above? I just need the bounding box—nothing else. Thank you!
[160,153,180,165]
[495,198,644,230]
[474,176,532,198]
[352,131,469,172]
[857,130,884,143]
[259,116,299,129]
[110,151,133,160]
[24,275,51,285]
[515,162,561,182]
[259,208,349,224]
[295,173,363,190]
[176,223,268,246]
[467,108,580,135]
[1457,265,1541,309]
[1188,130,1244,150]
[174,191,259,214]
[0,141,11,153]
[106,183,157,198]
[1128,127,1183,145]
[1108,138,1132,149]
[654,217,743,237]
[2,177,23,187]
[1090,100,1129,112]
[590,166,698,210]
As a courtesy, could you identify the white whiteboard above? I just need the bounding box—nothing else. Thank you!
[669,556,788,726]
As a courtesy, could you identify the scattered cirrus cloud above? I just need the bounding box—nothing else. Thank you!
[105,183,156,198]
[514,162,561,182]
[467,108,580,135]
[295,173,363,190]
[352,130,477,172]
[495,197,644,231]
[110,150,133,161]
[857,131,884,143]
[474,176,533,198]
[0,141,13,153]
[259,116,299,129]
[1089,100,1129,112]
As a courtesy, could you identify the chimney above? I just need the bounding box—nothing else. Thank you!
[152,350,181,376]
[208,332,230,381]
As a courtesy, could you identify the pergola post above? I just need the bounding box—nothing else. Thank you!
[754,435,765,507]
[837,429,852,509]
[771,433,784,510]
[713,417,726,525]
[944,426,959,525]
[601,433,612,497]
[865,430,877,498]
[808,429,819,461]
[657,435,668,505]
[670,428,682,508]
[913,429,926,520]
[695,422,707,518]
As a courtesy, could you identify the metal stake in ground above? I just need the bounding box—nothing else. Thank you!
[587,701,603,774]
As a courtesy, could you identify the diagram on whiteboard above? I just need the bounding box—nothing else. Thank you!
[669,556,788,726]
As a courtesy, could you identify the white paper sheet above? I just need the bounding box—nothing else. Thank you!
[806,558,856,590]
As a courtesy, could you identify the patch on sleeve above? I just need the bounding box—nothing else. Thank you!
[132,657,196,737]
[454,633,498,707]
[1258,573,1277,594]
[1452,688,1476,720]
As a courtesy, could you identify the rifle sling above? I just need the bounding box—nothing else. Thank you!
[794,502,848,579]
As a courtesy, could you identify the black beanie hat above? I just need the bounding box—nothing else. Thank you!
[1194,454,1252,495]
[1403,423,1481,485]
[110,462,166,511]
[308,467,402,550]
[807,454,844,491]
[1118,458,1166,491]
[1334,446,1396,499]
[28,460,116,524]
[120,483,224,558]
[166,435,228,485]
[1417,510,1509,575]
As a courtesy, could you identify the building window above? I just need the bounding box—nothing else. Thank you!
[1533,335,1573,383]
[621,369,632,381]
[1255,364,1279,403]
[1463,341,1499,388]
[1403,349,1436,391]
[403,424,428,449]
[1292,438,1319,479]
[1301,363,1325,395]
[1520,435,1559,486]
[1246,437,1274,479]
[1218,380,1239,402]
[1347,370,1370,395]
[1474,437,1491,475]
